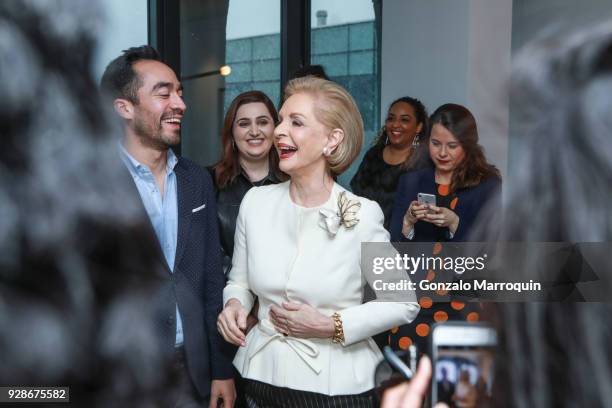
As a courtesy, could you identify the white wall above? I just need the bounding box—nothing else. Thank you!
[381,0,513,177]
[466,0,512,178]
[93,0,148,80]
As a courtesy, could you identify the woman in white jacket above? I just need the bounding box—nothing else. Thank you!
[217,76,419,407]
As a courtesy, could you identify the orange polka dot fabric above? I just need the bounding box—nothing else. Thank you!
[467,312,480,322]
[433,242,443,255]
[437,184,450,196]
[419,297,433,309]
[434,311,449,322]
[388,300,483,353]
[384,208,483,353]
[451,301,465,310]
[416,323,430,337]
[398,336,412,350]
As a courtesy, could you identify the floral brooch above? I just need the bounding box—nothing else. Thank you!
[319,191,361,236]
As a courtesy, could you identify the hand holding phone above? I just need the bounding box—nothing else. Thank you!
[379,353,436,408]
[431,323,497,407]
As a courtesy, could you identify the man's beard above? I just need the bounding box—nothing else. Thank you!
[133,114,180,150]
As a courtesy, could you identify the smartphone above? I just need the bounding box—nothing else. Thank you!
[417,192,436,206]
[430,322,497,407]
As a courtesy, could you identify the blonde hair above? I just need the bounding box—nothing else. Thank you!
[283,76,364,176]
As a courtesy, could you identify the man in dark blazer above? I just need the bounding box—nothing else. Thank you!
[101,46,235,407]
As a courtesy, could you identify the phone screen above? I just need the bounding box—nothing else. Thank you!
[434,346,495,408]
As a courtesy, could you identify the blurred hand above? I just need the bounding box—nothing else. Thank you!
[381,356,449,408]
[269,302,335,339]
[217,298,248,346]
[422,205,460,233]
[209,379,235,408]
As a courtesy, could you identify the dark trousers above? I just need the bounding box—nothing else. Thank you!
[173,347,207,408]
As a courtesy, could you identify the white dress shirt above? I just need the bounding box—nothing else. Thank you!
[223,181,419,395]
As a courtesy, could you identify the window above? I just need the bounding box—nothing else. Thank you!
[310,0,379,187]
[225,0,281,110]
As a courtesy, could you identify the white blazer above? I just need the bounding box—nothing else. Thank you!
[223,181,419,395]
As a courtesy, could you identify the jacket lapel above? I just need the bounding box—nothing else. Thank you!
[121,163,172,276]
[421,167,437,195]
[173,160,194,272]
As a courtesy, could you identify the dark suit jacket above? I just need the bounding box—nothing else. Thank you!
[390,168,501,242]
[131,156,234,399]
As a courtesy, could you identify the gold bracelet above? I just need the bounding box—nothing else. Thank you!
[331,312,345,344]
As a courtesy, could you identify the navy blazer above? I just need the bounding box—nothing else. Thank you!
[132,157,234,399]
[390,168,501,242]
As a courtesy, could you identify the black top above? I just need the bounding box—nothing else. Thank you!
[350,143,407,231]
[209,169,280,274]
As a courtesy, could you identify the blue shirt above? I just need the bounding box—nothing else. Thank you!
[120,145,184,346]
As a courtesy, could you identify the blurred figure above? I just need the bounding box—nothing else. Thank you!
[382,17,612,408]
[438,366,455,405]
[218,76,419,407]
[210,91,286,275]
[101,46,235,407]
[351,97,429,231]
[0,1,174,406]
[453,369,477,408]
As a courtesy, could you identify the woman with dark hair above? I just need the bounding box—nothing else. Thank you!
[390,103,501,243]
[384,19,612,408]
[211,91,286,274]
[350,96,429,230]
[386,104,501,353]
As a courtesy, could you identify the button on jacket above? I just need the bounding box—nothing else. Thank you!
[224,181,420,395]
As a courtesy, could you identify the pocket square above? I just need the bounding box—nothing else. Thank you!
[192,203,206,213]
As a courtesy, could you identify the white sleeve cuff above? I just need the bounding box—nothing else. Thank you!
[403,227,415,240]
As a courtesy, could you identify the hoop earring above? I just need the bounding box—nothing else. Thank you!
[381,126,389,145]
[412,133,420,148]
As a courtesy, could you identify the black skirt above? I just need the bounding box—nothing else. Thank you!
[243,379,374,408]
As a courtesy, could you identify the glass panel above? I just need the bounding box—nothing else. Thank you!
[225,0,281,110]
[178,0,280,168]
[179,0,229,167]
[311,0,378,188]
[95,0,148,80]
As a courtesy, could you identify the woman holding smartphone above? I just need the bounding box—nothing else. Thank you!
[390,103,501,242]
[387,103,501,354]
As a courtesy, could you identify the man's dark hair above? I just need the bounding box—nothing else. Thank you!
[100,45,161,104]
